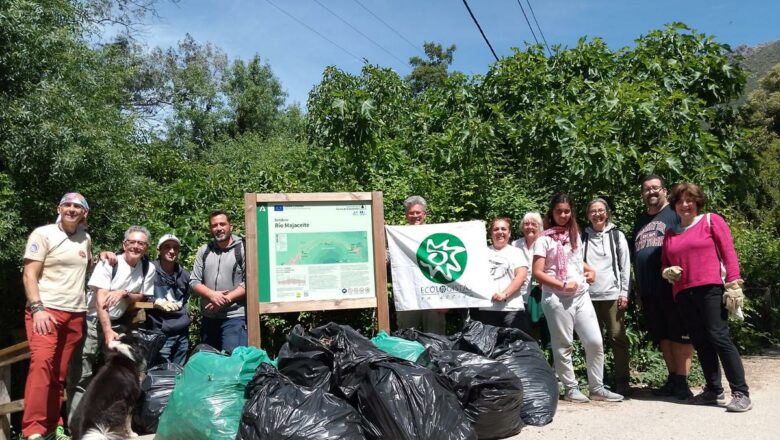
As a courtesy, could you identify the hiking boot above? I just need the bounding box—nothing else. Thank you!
[564,388,590,403]
[590,387,624,402]
[725,392,753,412]
[25,435,44,440]
[688,389,726,405]
[672,375,694,400]
[652,374,675,396]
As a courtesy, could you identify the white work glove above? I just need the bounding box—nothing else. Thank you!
[153,298,181,312]
[723,279,745,320]
[662,266,683,283]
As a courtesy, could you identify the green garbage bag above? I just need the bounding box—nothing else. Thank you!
[371,330,426,361]
[156,346,273,440]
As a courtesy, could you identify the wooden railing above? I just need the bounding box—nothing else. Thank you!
[0,341,29,440]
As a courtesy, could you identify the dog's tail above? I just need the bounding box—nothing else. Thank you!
[81,425,125,440]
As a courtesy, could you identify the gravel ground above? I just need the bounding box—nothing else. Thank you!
[512,351,780,440]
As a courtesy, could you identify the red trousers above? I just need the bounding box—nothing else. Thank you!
[22,308,85,437]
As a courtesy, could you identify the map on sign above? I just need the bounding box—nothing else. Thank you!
[276,232,369,265]
[256,201,376,303]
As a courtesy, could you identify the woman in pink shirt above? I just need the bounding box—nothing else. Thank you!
[661,183,752,412]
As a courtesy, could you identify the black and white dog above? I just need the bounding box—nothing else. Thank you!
[71,332,149,440]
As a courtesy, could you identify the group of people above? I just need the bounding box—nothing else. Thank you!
[20,179,753,439]
[20,194,247,440]
[399,174,752,411]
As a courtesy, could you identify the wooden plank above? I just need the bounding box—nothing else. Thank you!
[258,298,377,314]
[0,341,28,360]
[255,192,372,203]
[130,301,153,309]
[0,353,30,369]
[0,366,11,440]
[244,193,262,348]
[372,191,390,332]
[0,399,23,416]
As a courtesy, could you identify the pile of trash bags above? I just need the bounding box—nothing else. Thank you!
[144,319,558,440]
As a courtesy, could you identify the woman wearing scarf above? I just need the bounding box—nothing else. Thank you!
[532,194,623,403]
[661,183,752,412]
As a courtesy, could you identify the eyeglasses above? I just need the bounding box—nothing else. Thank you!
[589,209,607,215]
[124,240,148,247]
[642,185,664,193]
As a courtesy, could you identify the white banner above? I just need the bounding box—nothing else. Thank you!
[386,221,493,310]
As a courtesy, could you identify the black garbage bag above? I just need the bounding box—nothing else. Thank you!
[132,362,183,434]
[452,320,533,358]
[191,343,224,356]
[426,350,524,439]
[452,321,557,426]
[134,328,167,368]
[309,323,475,440]
[236,363,365,440]
[340,357,476,440]
[277,325,336,393]
[393,328,454,352]
[309,322,387,368]
[496,340,558,426]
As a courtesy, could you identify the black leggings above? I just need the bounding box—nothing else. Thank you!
[676,284,749,396]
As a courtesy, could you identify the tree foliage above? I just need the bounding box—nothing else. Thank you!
[406,42,457,94]
[2,2,776,354]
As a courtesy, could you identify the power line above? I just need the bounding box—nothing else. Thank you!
[352,0,424,56]
[313,0,406,65]
[265,0,362,63]
[461,0,498,62]
[526,0,551,56]
[515,0,540,47]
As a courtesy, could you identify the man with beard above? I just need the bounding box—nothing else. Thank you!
[632,175,694,400]
[146,234,191,365]
[191,210,246,353]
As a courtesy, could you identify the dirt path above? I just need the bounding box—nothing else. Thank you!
[512,352,780,440]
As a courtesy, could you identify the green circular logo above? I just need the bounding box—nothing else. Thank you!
[416,233,468,284]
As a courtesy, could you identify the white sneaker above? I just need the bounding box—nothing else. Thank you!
[590,387,624,402]
[564,388,590,403]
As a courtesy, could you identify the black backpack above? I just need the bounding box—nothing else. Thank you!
[582,229,623,284]
[201,239,245,282]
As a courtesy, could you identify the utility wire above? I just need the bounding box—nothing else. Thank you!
[313,0,406,65]
[526,0,551,56]
[352,0,424,56]
[461,0,498,61]
[515,0,540,46]
[265,0,362,63]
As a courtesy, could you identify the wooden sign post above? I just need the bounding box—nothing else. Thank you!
[244,191,389,347]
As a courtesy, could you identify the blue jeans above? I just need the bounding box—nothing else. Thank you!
[156,333,189,366]
[200,316,247,354]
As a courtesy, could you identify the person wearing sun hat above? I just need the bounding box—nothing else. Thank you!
[21,192,92,440]
[146,233,192,365]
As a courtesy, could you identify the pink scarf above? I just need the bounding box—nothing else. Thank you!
[541,226,569,281]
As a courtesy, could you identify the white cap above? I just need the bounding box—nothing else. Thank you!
[157,233,181,249]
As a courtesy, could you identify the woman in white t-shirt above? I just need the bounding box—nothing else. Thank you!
[474,218,532,334]
[532,193,623,403]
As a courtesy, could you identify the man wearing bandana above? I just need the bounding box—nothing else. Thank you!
[21,193,92,440]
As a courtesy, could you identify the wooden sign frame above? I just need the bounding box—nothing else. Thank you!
[244,191,389,347]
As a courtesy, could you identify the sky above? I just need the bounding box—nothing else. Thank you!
[141,0,780,106]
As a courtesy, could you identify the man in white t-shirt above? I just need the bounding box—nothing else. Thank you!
[67,225,155,422]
